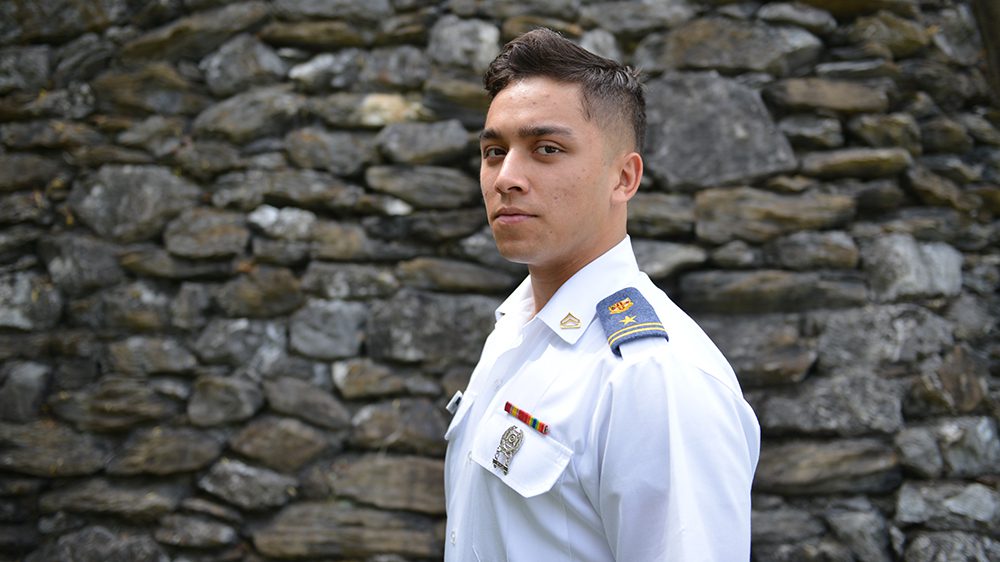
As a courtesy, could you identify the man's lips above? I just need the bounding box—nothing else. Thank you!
[492,208,536,225]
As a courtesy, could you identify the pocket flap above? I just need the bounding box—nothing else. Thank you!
[444,390,477,441]
[470,407,572,498]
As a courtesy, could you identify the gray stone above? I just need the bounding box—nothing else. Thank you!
[862,233,963,301]
[325,454,444,514]
[52,33,114,87]
[48,376,180,432]
[626,192,695,238]
[38,233,123,297]
[25,526,168,562]
[40,478,180,521]
[180,497,243,525]
[289,50,363,91]
[0,361,50,422]
[107,426,222,475]
[896,481,999,533]
[91,63,213,116]
[360,46,430,90]
[107,336,198,375]
[815,58,901,80]
[0,190,50,226]
[757,2,838,35]
[763,231,859,270]
[794,0,919,19]
[119,246,235,280]
[201,34,287,97]
[261,21,368,50]
[248,205,317,241]
[289,299,367,360]
[301,262,399,299]
[423,69,492,128]
[779,114,844,149]
[213,169,378,214]
[116,116,184,158]
[896,426,945,478]
[698,314,815,387]
[578,28,622,61]
[364,209,487,244]
[825,509,893,562]
[253,500,440,558]
[230,416,329,472]
[641,18,821,76]
[194,318,288,366]
[69,165,201,244]
[449,0,579,19]
[309,92,430,129]
[0,46,51,95]
[757,374,904,436]
[696,187,855,244]
[263,377,352,430]
[0,421,107,477]
[286,127,376,176]
[164,208,250,259]
[95,280,174,332]
[1,119,103,149]
[755,438,901,495]
[680,270,866,313]
[333,359,439,400]
[632,239,707,280]
[368,290,499,365]
[848,10,929,59]
[816,305,954,374]
[903,531,1000,562]
[752,506,826,544]
[801,148,913,179]
[848,113,921,155]
[0,0,128,44]
[907,346,989,417]
[122,1,271,61]
[906,165,977,211]
[956,113,1000,146]
[188,376,263,427]
[921,116,974,154]
[397,257,517,292]
[376,120,469,165]
[273,0,393,22]
[580,2,694,39]
[216,266,303,318]
[427,15,500,74]
[172,140,243,180]
[193,85,306,144]
[0,153,68,193]
[198,458,298,510]
[366,165,480,209]
[351,398,448,455]
[155,514,238,548]
[644,72,797,190]
[765,78,889,114]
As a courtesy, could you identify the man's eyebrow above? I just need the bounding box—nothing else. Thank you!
[479,125,575,142]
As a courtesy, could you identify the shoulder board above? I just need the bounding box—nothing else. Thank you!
[596,287,669,357]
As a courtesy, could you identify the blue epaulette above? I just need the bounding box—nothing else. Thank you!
[596,287,669,356]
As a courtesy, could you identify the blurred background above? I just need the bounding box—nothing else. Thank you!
[0,0,997,560]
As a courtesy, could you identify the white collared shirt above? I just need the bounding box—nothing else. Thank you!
[443,237,760,561]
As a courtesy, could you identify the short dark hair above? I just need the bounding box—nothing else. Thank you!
[483,28,646,153]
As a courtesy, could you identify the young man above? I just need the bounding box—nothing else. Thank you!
[443,29,760,561]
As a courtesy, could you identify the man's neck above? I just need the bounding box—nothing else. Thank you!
[526,234,627,315]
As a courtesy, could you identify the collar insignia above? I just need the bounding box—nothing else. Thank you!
[559,312,581,329]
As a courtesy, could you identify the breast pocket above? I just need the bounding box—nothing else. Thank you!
[469,406,572,498]
[444,390,477,442]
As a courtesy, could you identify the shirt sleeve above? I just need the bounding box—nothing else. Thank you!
[590,339,760,561]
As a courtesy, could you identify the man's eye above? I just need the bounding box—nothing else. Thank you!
[483,147,506,158]
[536,145,561,155]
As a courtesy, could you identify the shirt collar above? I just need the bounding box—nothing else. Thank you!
[494,236,640,345]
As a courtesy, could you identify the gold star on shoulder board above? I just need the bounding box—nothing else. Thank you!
[619,315,637,325]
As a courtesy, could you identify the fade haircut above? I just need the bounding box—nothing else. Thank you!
[483,28,646,153]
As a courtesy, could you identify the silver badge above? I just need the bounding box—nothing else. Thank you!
[492,425,524,475]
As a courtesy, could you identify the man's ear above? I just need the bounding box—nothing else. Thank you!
[612,152,643,204]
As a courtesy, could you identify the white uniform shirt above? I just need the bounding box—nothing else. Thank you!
[443,237,760,561]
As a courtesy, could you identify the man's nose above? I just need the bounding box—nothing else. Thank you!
[492,150,528,194]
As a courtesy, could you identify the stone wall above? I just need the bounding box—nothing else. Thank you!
[0,0,997,560]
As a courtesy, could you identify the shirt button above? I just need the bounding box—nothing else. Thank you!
[450,531,457,545]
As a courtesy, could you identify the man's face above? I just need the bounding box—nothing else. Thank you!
[479,76,628,274]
